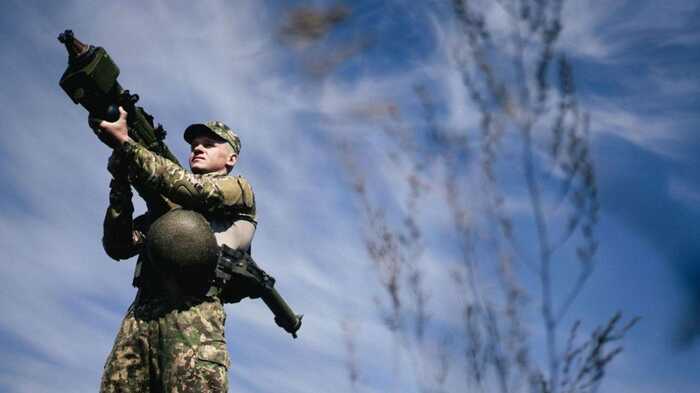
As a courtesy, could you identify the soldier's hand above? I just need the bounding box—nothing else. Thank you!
[90,106,132,149]
[88,115,116,148]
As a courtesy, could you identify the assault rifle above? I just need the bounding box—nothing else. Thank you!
[216,246,303,338]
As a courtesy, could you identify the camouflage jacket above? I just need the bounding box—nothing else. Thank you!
[102,140,256,292]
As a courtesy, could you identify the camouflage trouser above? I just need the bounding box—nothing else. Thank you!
[100,297,230,393]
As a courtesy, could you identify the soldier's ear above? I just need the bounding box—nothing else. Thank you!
[226,153,238,170]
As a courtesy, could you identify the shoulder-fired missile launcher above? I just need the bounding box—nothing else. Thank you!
[58,30,180,166]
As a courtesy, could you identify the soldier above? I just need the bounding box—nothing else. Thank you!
[95,107,256,392]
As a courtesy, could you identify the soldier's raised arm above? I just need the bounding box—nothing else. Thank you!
[93,106,256,220]
[121,140,256,219]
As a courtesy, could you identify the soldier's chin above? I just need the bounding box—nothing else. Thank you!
[190,163,208,174]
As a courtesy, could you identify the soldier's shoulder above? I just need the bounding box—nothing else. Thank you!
[207,173,252,188]
[234,175,255,207]
[231,174,251,183]
[214,174,255,209]
[233,175,254,190]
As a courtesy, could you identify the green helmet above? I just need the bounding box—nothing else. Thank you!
[146,209,219,279]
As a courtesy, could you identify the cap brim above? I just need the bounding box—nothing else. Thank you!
[184,124,219,143]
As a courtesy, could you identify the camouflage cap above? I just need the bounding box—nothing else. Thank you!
[184,121,241,155]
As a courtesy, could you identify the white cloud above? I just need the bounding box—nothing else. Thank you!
[588,101,688,159]
[648,66,700,97]
[559,0,627,59]
[560,0,699,60]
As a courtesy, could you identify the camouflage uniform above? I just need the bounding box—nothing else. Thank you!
[100,139,255,393]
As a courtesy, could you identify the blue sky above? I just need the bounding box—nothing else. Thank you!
[0,1,698,392]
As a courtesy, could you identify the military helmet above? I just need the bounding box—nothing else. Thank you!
[146,209,219,276]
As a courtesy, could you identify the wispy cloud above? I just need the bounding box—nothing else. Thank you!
[589,103,687,159]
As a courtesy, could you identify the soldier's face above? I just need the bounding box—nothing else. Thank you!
[189,134,237,174]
